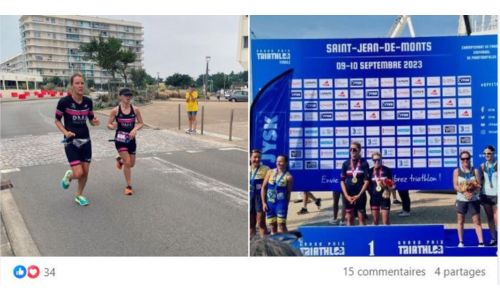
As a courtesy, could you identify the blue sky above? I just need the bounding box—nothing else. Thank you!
[250,15,460,39]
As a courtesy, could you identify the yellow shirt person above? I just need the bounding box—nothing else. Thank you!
[185,88,198,112]
[185,86,199,134]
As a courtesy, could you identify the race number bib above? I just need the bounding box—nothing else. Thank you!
[116,131,130,143]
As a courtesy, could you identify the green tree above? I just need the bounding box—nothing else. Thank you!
[130,68,147,89]
[117,49,137,85]
[165,73,194,88]
[80,37,123,81]
[48,76,63,87]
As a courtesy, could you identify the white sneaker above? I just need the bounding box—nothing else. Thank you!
[329,218,340,225]
[185,129,192,134]
[398,211,410,217]
[191,129,197,135]
[458,242,464,248]
[478,243,485,248]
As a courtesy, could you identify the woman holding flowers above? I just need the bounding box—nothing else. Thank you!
[453,150,484,247]
[368,152,394,225]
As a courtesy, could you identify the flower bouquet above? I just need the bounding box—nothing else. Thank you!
[379,178,395,199]
[458,179,481,200]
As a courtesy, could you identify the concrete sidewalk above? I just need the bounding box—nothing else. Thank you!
[0,215,13,256]
[99,99,248,148]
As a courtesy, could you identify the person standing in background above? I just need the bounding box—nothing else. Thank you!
[480,145,497,246]
[185,85,198,134]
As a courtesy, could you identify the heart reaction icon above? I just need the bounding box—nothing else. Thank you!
[27,265,40,279]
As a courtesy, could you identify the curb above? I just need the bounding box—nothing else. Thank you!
[0,189,41,256]
[0,97,60,103]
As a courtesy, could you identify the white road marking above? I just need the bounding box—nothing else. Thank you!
[142,156,247,207]
[186,150,203,153]
[202,131,244,141]
[0,168,21,174]
[218,147,246,152]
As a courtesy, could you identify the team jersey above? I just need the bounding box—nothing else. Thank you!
[266,168,291,203]
[185,90,198,112]
[369,165,393,200]
[481,161,497,196]
[341,158,370,195]
[55,95,94,139]
[456,167,480,202]
[114,104,137,143]
[249,165,270,198]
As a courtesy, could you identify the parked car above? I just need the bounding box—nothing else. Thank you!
[227,90,248,102]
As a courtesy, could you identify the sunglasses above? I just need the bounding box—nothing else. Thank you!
[461,157,471,161]
[350,148,359,153]
[373,158,381,162]
[484,152,493,155]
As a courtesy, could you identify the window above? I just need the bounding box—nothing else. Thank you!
[35,55,43,61]
[66,34,80,41]
[34,31,41,38]
[5,80,17,89]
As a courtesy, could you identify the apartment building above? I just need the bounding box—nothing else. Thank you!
[0,15,144,86]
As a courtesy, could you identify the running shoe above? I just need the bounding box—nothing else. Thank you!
[185,129,192,134]
[315,198,322,209]
[329,218,340,225]
[75,195,89,206]
[478,243,485,248]
[393,199,402,204]
[458,242,464,248]
[124,186,134,196]
[488,239,497,246]
[297,208,308,215]
[398,211,410,217]
[116,156,123,170]
[60,170,73,189]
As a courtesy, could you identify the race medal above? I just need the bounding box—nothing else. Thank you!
[249,166,260,198]
[267,190,277,203]
[374,167,383,192]
[350,159,361,185]
[486,163,495,189]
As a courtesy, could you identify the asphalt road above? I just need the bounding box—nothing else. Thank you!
[1,99,248,256]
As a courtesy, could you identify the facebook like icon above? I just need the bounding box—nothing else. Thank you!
[13,265,27,279]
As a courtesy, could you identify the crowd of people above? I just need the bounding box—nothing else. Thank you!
[249,141,498,247]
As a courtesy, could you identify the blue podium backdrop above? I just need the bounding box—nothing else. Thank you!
[251,35,498,191]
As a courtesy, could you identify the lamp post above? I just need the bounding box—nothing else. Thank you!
[204,56,211,100]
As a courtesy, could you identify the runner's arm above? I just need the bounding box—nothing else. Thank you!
[55,100,74,138]
[261,170,271,210]
[89,100,100,126]
[132,107,144,131]
[474,168,482,186]
[107,108,118,130]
